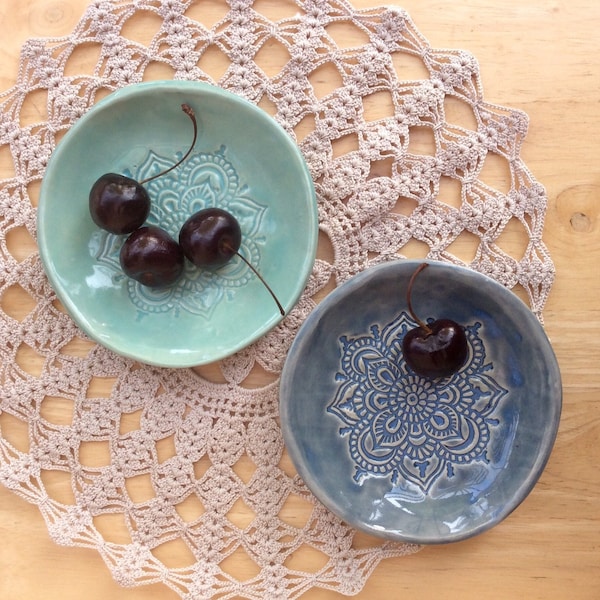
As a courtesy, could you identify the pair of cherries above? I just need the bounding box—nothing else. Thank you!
[89,104,284,316]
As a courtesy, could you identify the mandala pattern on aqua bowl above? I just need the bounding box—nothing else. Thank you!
[328,312,509,493]
[94,146,267,318]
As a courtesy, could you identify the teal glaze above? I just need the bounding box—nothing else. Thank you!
[280,260,562,544]
[38,81,318,367]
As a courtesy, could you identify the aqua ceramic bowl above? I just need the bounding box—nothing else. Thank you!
[38,81,317,367]
[280,260,562,544]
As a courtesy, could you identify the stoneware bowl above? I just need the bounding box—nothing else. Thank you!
[280,260,562,544]
[38,81,317,367]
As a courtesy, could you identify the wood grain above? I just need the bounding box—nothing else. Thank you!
[1,1,599,599]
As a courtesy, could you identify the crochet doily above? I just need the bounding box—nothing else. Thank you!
[0,1,555,598]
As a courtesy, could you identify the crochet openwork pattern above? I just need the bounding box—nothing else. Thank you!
[0,1,554,598]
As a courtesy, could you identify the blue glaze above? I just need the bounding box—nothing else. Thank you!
[327,312,507,493]
[280,260,562,544]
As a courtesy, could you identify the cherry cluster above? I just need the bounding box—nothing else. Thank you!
[88,104,284,315]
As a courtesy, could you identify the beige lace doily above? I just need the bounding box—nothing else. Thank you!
[0,1,554,598]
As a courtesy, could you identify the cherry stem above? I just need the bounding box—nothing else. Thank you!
[139,103,198,185]
[223,243,286,317]
[406,262,433,334]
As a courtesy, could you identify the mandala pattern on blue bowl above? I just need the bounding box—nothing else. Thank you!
[328,311,509,493]
[93,146,267,318]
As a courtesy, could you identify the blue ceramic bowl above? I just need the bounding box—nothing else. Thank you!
[280,260,561,544]
[38,81,317,367]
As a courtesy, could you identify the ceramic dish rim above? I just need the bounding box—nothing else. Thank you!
[279,259,562,544]
[37,80,318,368]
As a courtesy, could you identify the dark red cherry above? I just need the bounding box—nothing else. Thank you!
[120,225,184,287]
[402,318,468,378]
[89,173,150,234]
[89,104,197,235]
[179,207,285,316]
[179,207,241,268]
[401,263,468,378]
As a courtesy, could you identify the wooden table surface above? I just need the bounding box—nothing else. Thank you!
[1,1,599,599]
